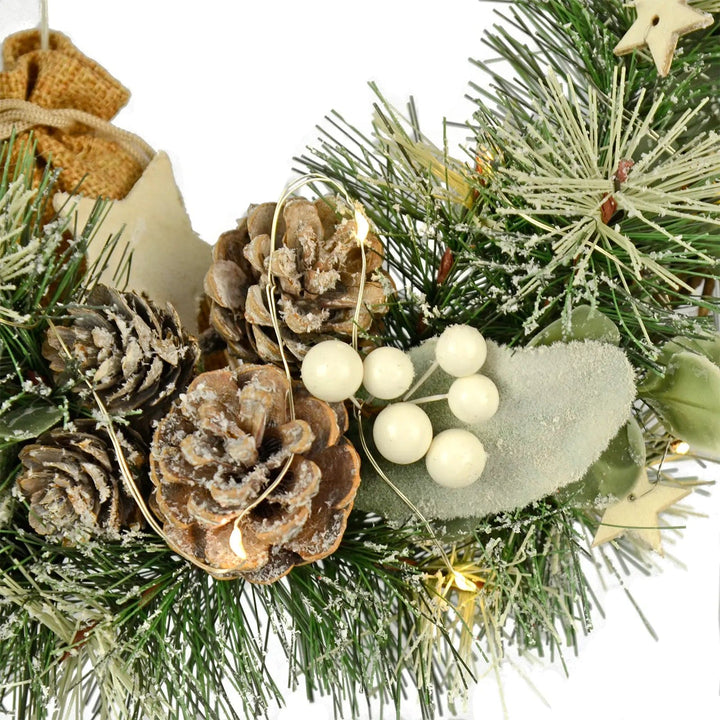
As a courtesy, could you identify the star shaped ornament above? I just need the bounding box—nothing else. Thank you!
[614,0,713,77]
[54,151,212,335]
[592,469,692,553]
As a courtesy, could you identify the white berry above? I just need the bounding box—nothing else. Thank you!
[425,429,487,488]
[447,374,499,424]
[362,347,415,400]
[373,403,433,465]
[435,325,487,377]
[301,340,364,402]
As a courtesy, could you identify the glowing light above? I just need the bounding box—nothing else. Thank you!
[229,524,247,559]
[353,205,370,244]
[475,146,495,175]
[452,571,477,593]
[671,440,691,455]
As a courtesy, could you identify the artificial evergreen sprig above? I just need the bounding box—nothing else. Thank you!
[472,0,720,136]
[0,136,120,454]
[301,88,519,351]
[1,2,718,717]
[470,64,720,364]
[297,2,718,715]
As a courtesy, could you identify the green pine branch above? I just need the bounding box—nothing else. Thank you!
[472,0,720,136]
[2,3,718,718]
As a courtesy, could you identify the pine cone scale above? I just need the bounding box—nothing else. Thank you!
[310,439,362,511]
[243,285,272,323]
[207,472,266,507]
[17,421,144,542]
[205,197,390,368]
[43,285,199,435]
[269,457,321,506]
[285,507,345,564]
[293,390,345,455]
[247,503,310,545]
[150,364,361,582]
[204,260,248,310]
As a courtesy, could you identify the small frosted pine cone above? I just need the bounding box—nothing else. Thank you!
[149,363,361,583]
[204,197,389,368]
[17,420,144,542]
[43,285,199,436]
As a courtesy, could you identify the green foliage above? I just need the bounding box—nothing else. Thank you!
[0,135,120,454]
[473,0,720,135]
[0,403,63,442]
[560,418,646,506]
[1,498,630,720]
[297,0,718,714]
[300,87,519,350]
[469,65,720,367]
[1,1,718,718]
[640,348,720,454]
[0,529,280,720]
[355,337,635,521]
[528,305,621,347]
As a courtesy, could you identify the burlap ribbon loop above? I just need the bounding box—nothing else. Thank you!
[0,29,153,199]
[0,99,154,168]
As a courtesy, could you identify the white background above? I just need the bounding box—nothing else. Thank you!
[1,2,719,719]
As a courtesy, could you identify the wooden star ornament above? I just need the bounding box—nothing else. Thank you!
[54,151,211,335]
[614,0,713,77]
[592,469,692,554]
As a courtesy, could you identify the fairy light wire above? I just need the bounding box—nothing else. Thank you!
[246,173,468,585]
[50,171,471,587]
[229,173,371,557]
[355,413,457,576]
[47,320,236,579]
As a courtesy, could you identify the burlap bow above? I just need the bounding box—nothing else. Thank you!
[0,29,152,198]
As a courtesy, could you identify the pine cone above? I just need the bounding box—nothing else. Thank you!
[17,420,144,542]
[149,364,361,583]
[43,285,199,436]
[204,197,389,368]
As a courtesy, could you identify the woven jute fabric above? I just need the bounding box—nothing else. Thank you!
[0,29,148,199]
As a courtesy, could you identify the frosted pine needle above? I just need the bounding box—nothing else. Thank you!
[371,102,474,208]
[491,66,720,297]
[693,0,720,12]
[0,178,60,324]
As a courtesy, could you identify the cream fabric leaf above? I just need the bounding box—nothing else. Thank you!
[355,339,636,523]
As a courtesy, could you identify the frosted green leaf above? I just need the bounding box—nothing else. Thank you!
[656,334,720,369]
[640,350,720,455]
[558,417,645,506]
[528,305,621,347]
[355,339,636,522]
[0,404,63,442]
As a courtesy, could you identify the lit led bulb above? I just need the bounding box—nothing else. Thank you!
[301,340,364,402]
[373,402,433,465]
[435,325,487,377]
[425,429,487,488]
[362,347,415,400]
[447,374,499,424]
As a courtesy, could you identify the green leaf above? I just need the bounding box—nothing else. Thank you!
[559,417,645,506]
[0,403,63,442]
[657,333,720,368]
[640,351,720,455]
[528,305,621,347]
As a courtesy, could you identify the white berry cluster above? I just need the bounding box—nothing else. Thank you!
[300,325,499,489]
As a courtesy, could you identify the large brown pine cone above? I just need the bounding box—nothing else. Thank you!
[17,420,144,542]
[204,197,389,368]
[43,285,199,436]
[149,364,361,583]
